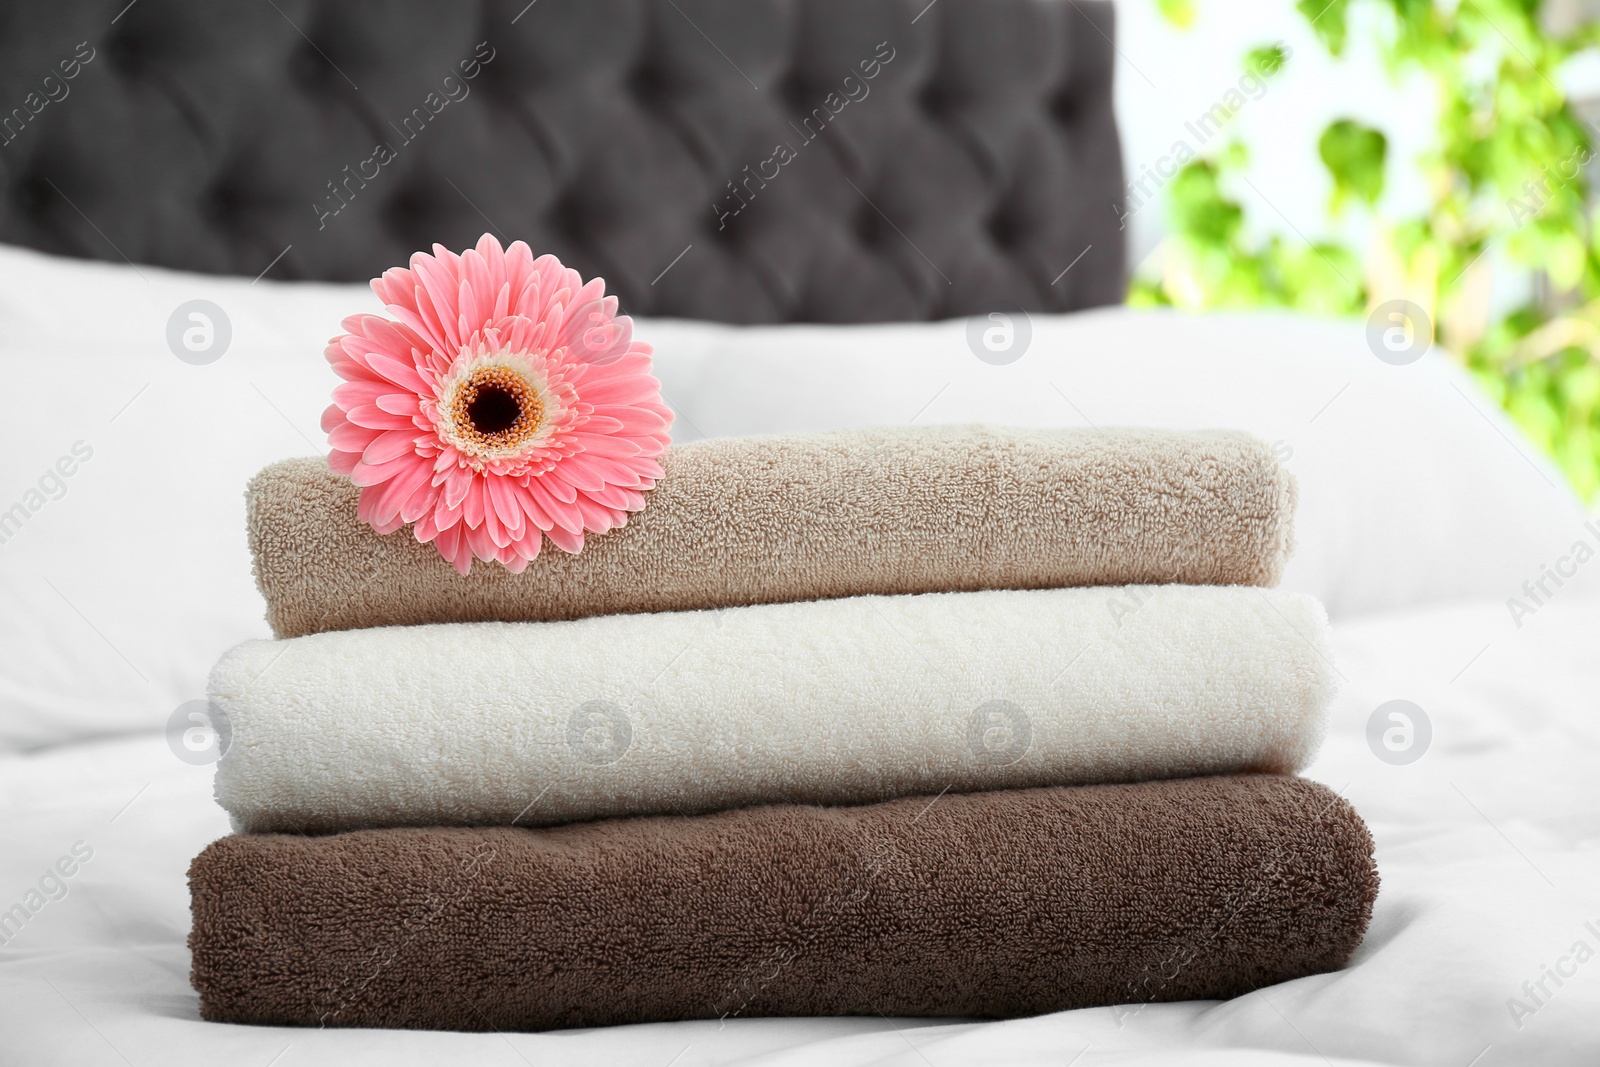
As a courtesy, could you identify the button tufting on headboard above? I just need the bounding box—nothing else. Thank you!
[0,0,1125,323]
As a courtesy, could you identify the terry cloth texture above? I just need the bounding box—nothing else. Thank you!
[210,585,1337,834]
[247,426,1297,638]
[188,775,1378,1031]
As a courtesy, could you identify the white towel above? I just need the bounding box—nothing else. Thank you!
[211,585,1337,833]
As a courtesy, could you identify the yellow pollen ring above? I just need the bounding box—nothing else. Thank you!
[448,365,544,453]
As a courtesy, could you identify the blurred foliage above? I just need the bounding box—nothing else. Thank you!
[1134,0,1600,500]
[1144,146,1366,313]
[1156,0,1198,30]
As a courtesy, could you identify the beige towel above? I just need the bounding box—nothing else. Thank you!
[249,425,1295,638]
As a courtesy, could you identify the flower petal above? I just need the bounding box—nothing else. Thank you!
[328,422,381,453]
[544,524,585,554]
[363,429,421,466]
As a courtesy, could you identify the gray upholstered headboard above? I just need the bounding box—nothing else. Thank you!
[0,0,1124,323]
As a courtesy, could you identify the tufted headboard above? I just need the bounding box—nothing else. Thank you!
[0,0,1124,323]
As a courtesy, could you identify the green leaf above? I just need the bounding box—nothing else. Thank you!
[1318,119,1388,211]
[1155,0,1196,29]
[1509,385,1563,450]
[1559,361,1600,416]
[1246,43,1290,77]
[1274,241,1365,314]
[1297,0,1348,55]
[1558,424,1600,500]
[1546,230,1589,292]
[1166,160,1244,245]
[1126,277,1171,308]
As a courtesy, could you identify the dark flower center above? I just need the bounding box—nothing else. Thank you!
[447,364,545,456]
[467,384,522,435]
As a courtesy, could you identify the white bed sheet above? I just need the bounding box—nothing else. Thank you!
[3,596,1597,1066]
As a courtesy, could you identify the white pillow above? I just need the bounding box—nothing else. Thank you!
[0,243,1586,752]
[653,309,1594,619]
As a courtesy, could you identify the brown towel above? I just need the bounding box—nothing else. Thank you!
[189,775,1375,1030]
[249,425,1296,638]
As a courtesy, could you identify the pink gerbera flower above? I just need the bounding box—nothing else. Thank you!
[322,234,673,574]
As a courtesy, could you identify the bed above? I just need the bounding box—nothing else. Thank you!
[2,1,1599,1063]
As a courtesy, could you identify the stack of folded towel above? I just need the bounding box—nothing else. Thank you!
[189,424,1378,1031]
